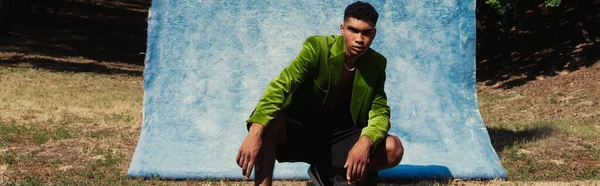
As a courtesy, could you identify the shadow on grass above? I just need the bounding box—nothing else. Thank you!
[0,54,143,76]
[487,125,555,155]
[476,0,600,89]
[0,0,149,76]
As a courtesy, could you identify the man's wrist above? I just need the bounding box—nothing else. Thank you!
[248,123,265,136]
[357,135,374,148]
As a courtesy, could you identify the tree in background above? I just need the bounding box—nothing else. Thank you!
[0,0,10,34]
[476,0,599,87]
[477,0,597,44]
[0,0,34,35]
[0,0,63,35]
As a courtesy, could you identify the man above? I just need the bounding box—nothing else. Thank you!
[236,2,403,185]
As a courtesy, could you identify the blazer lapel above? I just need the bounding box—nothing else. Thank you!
[350,57,369,125]
[328,35,369,125]
[327,36,346,99]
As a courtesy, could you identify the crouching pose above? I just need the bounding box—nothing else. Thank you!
[237,1,404,185]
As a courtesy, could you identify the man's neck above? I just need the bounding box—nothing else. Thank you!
[345,55,358,68]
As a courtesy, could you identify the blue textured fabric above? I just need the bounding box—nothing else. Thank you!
[128,0,507,180]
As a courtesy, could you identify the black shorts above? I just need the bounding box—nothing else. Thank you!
[275,116,364,168]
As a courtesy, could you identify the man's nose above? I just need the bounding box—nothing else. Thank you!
[355,33,364,43]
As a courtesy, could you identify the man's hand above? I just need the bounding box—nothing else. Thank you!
[236,123,265,179]
[344,136,373,184]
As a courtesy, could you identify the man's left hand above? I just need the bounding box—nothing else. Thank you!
[344,136,373,184]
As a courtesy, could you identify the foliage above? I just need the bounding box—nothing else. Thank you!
[484,0,561,15]
[544,0,562,7]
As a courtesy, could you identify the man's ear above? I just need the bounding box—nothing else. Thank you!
[340,24,344,34]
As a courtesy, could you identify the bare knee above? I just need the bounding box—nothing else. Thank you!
[385,135,404,166]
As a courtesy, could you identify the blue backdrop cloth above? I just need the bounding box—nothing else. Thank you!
[128,0,507,180]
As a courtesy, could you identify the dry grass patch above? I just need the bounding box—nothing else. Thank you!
[0,66,145,184]
[483,114,600,180]
[502,139,600,181]
[0,67,142,129]
[478,63,600,125]
[477,62,600,181]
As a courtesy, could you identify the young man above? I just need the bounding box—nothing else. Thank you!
[236,1,403,185]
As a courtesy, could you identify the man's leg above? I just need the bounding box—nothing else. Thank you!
[344,135,403,186]
[254,112,286,186]
[367,135,404,171]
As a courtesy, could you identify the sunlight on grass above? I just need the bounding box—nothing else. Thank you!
[490,119,600,181]
[477,91,517,104]
[489,119,599,140]
[0,67,145,184]
[550,120,600,139]
[0,67,142,127]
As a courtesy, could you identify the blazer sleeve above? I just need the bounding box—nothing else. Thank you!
[246,36,320,128]
[360,65,391,147]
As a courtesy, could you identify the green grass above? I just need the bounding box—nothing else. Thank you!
[488,119,600,139]
[549,97,558,104]
[32,132,48,145]
[551,120,600,139]
[11,175,43,186]
[495,119,600,181]
[0,121,28,136]
[107,113,133,122]
[0,121,28,144]
[502,146,599,181]
[55,127,70,139]
[478,92,517,103]
[87,129,114,139]
[2,150,16,165]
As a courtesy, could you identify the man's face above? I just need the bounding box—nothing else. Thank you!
[340,17,376,57]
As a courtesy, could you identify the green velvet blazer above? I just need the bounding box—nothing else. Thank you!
[246,35,391,145]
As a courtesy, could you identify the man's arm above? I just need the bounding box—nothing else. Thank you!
[237,36,321,179]
[236,123,264,179]
[245,36,321,128]
[360,69,391,147]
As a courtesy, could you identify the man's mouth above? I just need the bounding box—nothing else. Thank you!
[352,46,365,51]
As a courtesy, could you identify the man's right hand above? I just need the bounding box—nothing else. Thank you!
[236,123,265,179]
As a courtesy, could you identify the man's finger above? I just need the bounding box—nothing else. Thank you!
[241,155,249,176]
[355,164,361,182]
[236,151,242,167]
[352,162,359,182]
[245,160,255,179]
[347,164,353,185]
[346,161,352,181]
[358,164,366,181]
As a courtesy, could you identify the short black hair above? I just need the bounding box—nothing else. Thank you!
[344,1,379,26]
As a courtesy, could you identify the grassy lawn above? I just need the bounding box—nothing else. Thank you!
[0,63,599,185]
[0,67,144,185]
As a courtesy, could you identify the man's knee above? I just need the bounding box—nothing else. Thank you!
[385,135,403,165]
[269,112,285,129]
[271,112,286,144]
